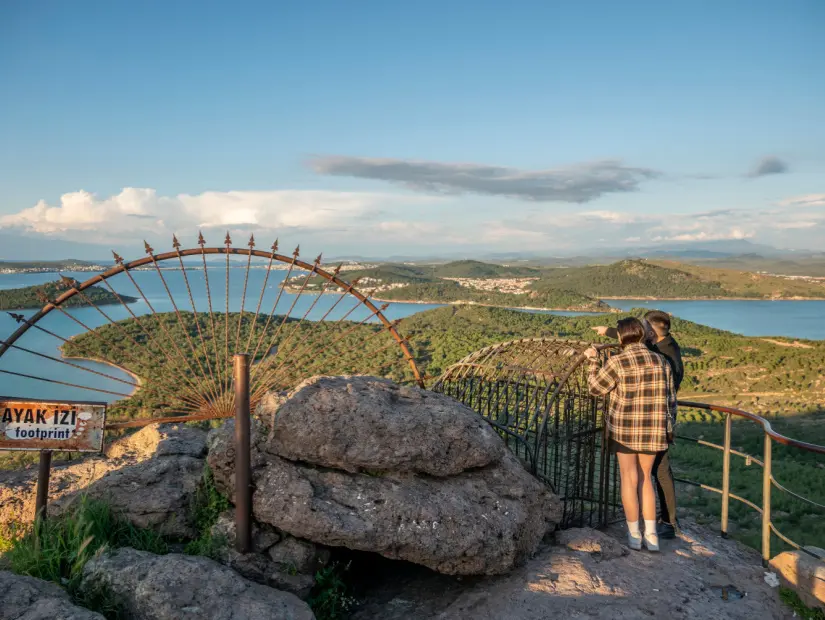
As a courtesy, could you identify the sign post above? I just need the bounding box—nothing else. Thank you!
[0,397,107,521]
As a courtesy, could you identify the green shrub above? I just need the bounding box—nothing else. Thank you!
[308,561,358,620]
[184,465,231,559]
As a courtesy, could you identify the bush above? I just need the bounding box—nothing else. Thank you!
[3,496,167,618]
[308,561,358,620]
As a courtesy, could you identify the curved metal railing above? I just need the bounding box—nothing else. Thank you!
[675,400,825,565]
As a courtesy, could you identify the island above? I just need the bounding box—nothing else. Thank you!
[0,279,138,310]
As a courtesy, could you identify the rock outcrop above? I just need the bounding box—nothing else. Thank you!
[209,511,329,599]
[209,376,560,575]
[0,424,207,538]
[770,550,825,610]
[0,571,104,620]
[80,547,315,620]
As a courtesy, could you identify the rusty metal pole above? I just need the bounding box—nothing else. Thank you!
[720,412,732,538]
[761,434,773,566]
[35,450,52,522]
[234,353,252,553]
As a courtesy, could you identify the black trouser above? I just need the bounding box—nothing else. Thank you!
[653,450,678,526]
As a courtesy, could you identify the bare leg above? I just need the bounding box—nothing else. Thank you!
[617,452,640,523]
[638,453,657,522]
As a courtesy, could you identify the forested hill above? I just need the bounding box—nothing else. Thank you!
[532,259,825,299]
[376,280,609,311]
[342,260,541,283]
[0,280,138,310]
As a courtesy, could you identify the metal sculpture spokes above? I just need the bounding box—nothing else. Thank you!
[0,233,422,429]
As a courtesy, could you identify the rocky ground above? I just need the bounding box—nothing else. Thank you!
[352,522,794,620]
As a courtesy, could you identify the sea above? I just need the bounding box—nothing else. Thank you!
[0,268,822,403]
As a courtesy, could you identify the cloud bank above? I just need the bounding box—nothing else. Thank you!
[0,188,434,243]
[310,156,660,203]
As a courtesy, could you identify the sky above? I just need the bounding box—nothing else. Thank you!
[1,0,824,260]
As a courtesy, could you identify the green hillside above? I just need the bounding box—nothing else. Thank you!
[0,280,138,310]
[531,260,727,298]
[376,280,608,311]
[431,260,541,278]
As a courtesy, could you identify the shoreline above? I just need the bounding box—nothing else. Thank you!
[599,296,825,301]
[61,344,142,398]
[370,297,616,313]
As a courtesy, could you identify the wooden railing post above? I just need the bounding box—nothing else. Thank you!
[234,353,252,553]
[761,434,772,566]
[720,412,732,538]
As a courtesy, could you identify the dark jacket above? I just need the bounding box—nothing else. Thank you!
[603,328,684,392]
[652,335,684,393]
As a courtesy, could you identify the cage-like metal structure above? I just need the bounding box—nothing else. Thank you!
[431,338,621,528]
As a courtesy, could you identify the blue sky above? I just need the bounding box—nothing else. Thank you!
[1,0,823,259]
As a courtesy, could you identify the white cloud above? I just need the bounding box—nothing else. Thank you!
[779,193,825,208]
[0,187,436,242]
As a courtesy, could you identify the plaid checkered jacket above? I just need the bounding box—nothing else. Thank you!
[587,342,677,453]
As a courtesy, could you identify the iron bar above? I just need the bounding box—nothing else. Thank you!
[243,240,278,354]
[234,353,252,553]
[0,339,138,388]
[234,235,255,354]
[0,369,133,397]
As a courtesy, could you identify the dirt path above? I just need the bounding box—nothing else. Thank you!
[354,519,792,620]
[763,339,815,349]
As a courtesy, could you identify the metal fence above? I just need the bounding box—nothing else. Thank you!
[674,401,825,565]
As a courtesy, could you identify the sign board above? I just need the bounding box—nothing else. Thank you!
[0,397,106,452]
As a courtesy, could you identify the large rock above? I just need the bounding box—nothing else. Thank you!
[80,547,315,620]
[770,550,825,610]
[260,376,505,476]
[209,376,561,575]
[0,424,207,538]
[0,571,105,620]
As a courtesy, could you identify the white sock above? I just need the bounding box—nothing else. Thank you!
[627,521,641,537]
[644,520,658,537]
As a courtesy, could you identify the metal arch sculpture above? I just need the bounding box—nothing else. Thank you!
[432,337,621,528]
[0,233,423,429]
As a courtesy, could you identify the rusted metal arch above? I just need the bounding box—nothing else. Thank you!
[432,337,601,442]
[0,244,424,429]
[0,246,422,386]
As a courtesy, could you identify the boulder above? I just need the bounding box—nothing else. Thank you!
[0,424,207,538]
[770,550,825,610]
[258,376,505,476]
[208,376,561,575]
[80,547,315,620]
[0,570,105,620]
[53,454,204,538]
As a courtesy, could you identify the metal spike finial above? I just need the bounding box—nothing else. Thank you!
[172,234,181,250]
[333,264,342,276]
[8,312,25,323]
[59,274,76,289]
[293,245,300,257]
[248,234,255,248]
[314,253,322,264]
[198,231,206,246]
[380,303,390,311]
[36,290,50,303]
[351,277,361,286]
[112,251,124,265]
[144,240,154,255]
[224,231,232,246]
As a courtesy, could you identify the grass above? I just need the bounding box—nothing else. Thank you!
[780,587,825,619]
[183,465,231,559]
[1,496,167,619]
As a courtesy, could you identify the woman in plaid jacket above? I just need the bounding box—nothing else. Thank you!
[584,317,677,552]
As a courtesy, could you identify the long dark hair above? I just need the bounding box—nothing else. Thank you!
[617,317,645,347]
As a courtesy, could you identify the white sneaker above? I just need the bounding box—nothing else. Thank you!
[627,532,642,551]
[643,534,660,552]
